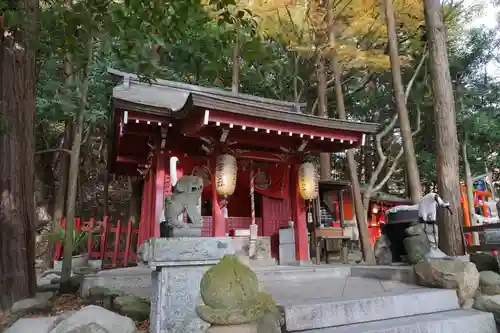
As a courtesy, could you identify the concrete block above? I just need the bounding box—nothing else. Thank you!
[279,228,295,244]
[279,244,296,265]
[283,288,459,331]
[147,237,235,333]
[302,310,496,333]
[137,237,234,267]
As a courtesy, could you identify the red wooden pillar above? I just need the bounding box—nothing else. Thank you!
[138,173,152,247]
[290,164,309,262]
[211,156,226,237]
[152,144,166,238]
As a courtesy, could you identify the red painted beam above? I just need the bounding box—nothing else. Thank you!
[126,111,171,125]
[230,150,301,164]
[192,127,357,153]
[116,155,148,165]
[207,110,363,142]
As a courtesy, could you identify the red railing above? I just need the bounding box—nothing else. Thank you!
[52,216,258,268]
[52,217,139,268]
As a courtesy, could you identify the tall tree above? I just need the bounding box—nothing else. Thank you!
[382,0,422,203]
[327,0,375,263]
[316,57,331,179]
[0,0,38,309]
[424,0,465,255]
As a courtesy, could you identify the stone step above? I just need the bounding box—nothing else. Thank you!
[255,265,351,282]
[282,288,459,331]
[297,310,496,333]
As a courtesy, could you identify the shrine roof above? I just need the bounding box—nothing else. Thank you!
[108,68,379,134]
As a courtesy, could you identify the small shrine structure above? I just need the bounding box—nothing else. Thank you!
[107,68,378,262]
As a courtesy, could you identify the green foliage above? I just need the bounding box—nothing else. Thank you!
[24,0,500,197]
[45,226,98,255]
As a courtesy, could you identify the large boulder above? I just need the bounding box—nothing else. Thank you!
[404,233,430,265]
[112,296,150,321]
[374,235,392,265]
[413,259,479,302]
[11,292,54,314]
[48,305,136,333]
[473,295,500,325]
[5,317,59,333]
[480,270,500,295]
[471,253,500,273]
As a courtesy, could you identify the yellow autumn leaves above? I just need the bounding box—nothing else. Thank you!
[247,0,425,71]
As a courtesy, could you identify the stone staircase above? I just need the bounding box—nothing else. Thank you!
[268,279,496,333]
[80,264,497,333]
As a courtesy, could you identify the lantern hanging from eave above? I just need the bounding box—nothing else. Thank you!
[298,161,319,200]
[215,154,238,197]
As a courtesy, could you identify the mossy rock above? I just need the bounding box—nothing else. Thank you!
[480,270,500,295]
[113,296,151,321]
[200,255,259,310]
[196,292,275,325]
[404,234,430,265]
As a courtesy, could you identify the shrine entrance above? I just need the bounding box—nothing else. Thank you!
[107,68,379,263]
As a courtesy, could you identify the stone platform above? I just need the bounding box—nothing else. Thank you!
[79,262,496,333]
[81,264,415,298]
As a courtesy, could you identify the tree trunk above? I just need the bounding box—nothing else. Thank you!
[327,3,375,263]
[317,57,331,180]
[128,177,142,227]
[462,136,478,245]
[44,124,72,268]
[0,0,38,309]
[61,35,94,292]
[424,0,465,255]
[382,0,422,203]
[231,29,240,93]
[52,123,72,223]
[102,164,109,219]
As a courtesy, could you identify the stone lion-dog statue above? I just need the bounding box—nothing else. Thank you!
[164,175,204,229]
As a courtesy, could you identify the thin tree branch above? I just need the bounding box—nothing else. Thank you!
[374,49,428,162]
[34,148,72,155]
[365,50,428,197]
[373,104,422,192]
[80,126,92,145]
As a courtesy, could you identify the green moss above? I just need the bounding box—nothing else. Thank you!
[200,255,259,310]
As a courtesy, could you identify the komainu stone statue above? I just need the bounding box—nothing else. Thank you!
[196,255,283,333]
[164,175,204,229]
[404,192,451,265]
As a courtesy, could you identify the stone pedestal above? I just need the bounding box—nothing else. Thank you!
[172,226,203,237]
[138,237,234,333]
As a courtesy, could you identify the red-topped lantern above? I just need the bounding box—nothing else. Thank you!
[215,154,237,197]
[298,161,319,200]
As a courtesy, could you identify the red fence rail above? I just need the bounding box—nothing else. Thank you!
[52,216,259,268]
[52,217,140,268]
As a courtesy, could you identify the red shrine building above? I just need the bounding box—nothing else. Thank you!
[107,68,379,262]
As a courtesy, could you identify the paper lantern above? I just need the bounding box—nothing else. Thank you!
[298,162,319,200]
[215,154,237,196]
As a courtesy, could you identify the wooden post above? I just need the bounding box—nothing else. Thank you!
[249,160,258,258]
[211,155,226,237]
[138,174,152,246]
[290,164,309,262]
[153,141,166,238]
[338,190,345,228]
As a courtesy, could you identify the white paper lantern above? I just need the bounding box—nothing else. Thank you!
[298,162,319,200]
[215,154,237,196]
